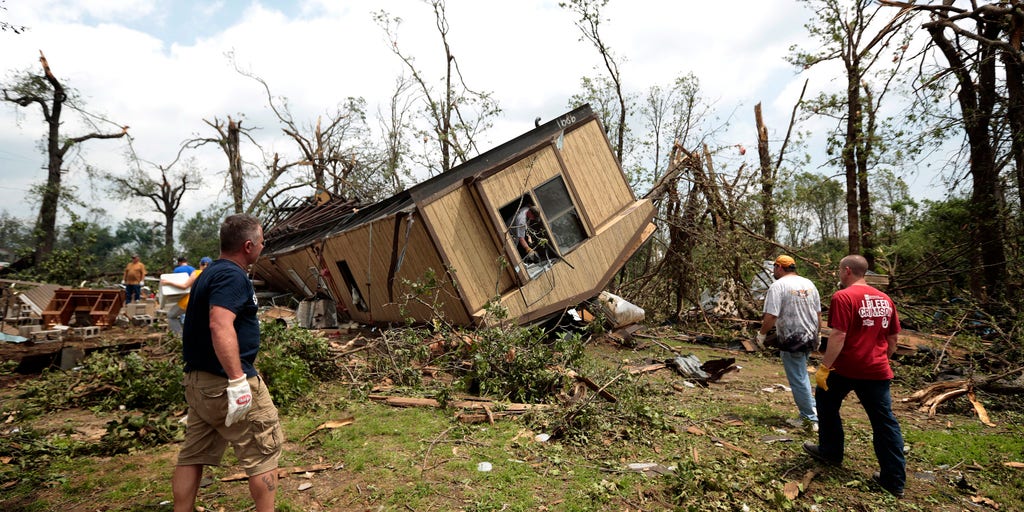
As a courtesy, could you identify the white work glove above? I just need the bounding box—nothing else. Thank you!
[524,250,540,263]
[225,376,253,427]
[754,332,766,350]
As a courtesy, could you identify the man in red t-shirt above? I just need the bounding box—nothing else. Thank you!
[803,254,906,498]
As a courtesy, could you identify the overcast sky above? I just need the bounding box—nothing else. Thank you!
[0,0,948,231]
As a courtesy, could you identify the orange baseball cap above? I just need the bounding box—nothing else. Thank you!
[775,255,796,269]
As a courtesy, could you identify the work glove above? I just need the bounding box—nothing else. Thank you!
[225,376,253,427]
[524,250,540,263]
[815,365,831,391]
[754,332,766,351]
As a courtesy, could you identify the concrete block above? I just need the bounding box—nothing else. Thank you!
[131,315,154,326]
[18,324,41,337]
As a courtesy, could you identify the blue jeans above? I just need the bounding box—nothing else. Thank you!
[781,350,817,422]
[125,284,141,304]
[167,304,185,336]
[816,371,905,493]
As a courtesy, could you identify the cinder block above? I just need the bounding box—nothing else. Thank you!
[131,315,154,326]
[18,324,41,337]
[72,326,101,339]
[30,329,61,343]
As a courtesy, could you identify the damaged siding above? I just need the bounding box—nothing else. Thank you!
[252,104,655,327]
[420,189,513,315]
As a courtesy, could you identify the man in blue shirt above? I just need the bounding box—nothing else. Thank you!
[172,214,280,512]
[173,256,196,275]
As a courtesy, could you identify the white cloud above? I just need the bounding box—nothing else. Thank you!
[0,0,947,231]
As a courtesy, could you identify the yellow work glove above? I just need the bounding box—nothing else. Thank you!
[815,365,831,391]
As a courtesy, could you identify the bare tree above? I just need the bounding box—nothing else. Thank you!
[1,51,128,265]
[101,141,202,250]
[754,80,807,258]
[377,75,418,193]
[375,0,501,175]
[182,116,272,215]
[561,0,628,163]
[231,59,396,203]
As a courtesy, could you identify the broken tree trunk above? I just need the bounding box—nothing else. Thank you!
[903,367,1023,425]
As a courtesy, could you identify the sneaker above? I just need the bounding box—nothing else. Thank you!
[802,442,840,466]
[872,472,905,498]
[786,417,819,433]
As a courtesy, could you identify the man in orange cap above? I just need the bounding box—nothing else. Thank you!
[756,255,821,432]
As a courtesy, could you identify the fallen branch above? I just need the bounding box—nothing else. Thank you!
[221,463,334,482]
[301,416,355,441]
[368,395,554,413]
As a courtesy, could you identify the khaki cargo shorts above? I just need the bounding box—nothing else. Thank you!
[176,371,283,477]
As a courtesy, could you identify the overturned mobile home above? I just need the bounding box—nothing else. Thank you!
[252,104,656,326]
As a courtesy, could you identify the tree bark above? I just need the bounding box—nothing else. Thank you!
[925,15,1007,301]
[3,52,129,266]
[755,103,775,258]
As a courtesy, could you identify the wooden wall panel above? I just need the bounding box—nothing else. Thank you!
[559,121,633,228]
[477,147,562,208]
[318,215,469,325]
[421,188,514,313]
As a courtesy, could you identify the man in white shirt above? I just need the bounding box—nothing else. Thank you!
[757,255,822,432]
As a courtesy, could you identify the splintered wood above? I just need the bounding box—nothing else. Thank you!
[904,379,996,426]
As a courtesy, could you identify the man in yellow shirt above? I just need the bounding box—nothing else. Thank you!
[123,254,147,304]
[161,257,211,336]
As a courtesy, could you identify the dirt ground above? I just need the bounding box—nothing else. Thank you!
[1,324,1019,511]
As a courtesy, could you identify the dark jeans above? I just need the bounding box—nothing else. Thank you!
[816,371,906,492]
[125,284,142,304]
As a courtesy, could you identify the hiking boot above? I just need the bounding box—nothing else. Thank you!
[802,442,840,466]
[872,472,905,498]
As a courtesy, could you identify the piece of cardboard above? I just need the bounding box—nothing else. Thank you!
[158,272,190,309]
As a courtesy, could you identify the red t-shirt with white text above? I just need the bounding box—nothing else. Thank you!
[828,284,901,380]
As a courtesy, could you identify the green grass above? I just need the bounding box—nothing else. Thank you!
[4,331,1024,511]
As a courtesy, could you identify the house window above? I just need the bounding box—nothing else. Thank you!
[336,260,368,312]
[535,176,587,252]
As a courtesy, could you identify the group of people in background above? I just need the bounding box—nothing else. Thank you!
[759,254,906,498]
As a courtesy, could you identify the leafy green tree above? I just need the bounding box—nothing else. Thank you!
[32,213,98,285]
[0,211,32,258]
[884,197,973,300]
[789,0,919,267]
[178,209,224,262]
[870,168,917,246]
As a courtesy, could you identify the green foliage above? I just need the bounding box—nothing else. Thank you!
[17,350,183,418]
[31,213,99,285]
[178,208,225,263]
[98,412,181,455]
[460,327,584,403]
[261,321,346,381]
[365,326,433,388]
[0,210,33,257]
[775,171,845,245]
[257,322,323,412]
